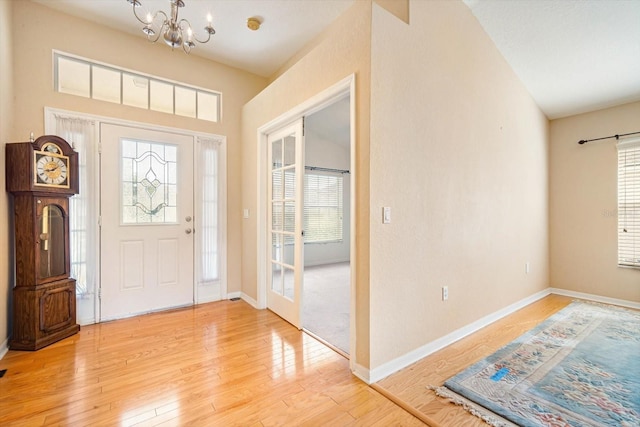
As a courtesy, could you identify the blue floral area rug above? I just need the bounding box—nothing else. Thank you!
[430,301,640,427]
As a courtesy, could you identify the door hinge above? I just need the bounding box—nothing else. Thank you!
[98,142,102,154]
[98,216,102,227]
[302,117,305,136]
[98,288,102,299]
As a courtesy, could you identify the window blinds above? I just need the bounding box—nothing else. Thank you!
[271,171,344,243]
[617,138,640,268]
[304,173,344,243]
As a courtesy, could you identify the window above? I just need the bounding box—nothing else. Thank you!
[54,51,221,122]
[121,140,178,224]
[304,173,344,243]
[50,114,98,298]
[617,138,640,268]
[198,139,221,283]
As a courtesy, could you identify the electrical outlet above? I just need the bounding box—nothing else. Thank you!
[442,286,449,301]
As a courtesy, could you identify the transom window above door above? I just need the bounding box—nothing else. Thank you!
[54,51,221,122]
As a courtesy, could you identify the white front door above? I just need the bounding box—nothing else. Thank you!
[100,123,195,320]
[267,119,304,328]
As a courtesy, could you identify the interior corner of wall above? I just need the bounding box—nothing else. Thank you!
[373,0,410,25]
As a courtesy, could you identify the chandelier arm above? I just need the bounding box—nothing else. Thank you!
[131,1,149,25]
[178,18,210,45]
[147,21,165,43]
[191,26,214,44]
[178,18,192,32]
[143,11,168,43]
[154,10,169,25]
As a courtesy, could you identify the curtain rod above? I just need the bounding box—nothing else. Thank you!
[578,131,640,145]
[305,166,350,174]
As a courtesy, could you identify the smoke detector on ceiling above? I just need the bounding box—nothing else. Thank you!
[247,17,261,31]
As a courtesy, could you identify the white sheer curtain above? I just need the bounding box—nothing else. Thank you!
[52,115,97,298]
[197,138,221,286]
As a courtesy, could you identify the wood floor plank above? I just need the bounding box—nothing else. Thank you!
[376,294,574,426]
[0,300,421,426]
[1,295,576,426]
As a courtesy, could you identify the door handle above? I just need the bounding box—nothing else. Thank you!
[185,228,193,235]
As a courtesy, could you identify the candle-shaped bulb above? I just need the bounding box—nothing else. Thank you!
[207,13,212,24]
[187,27,193,41]
[146,12,152,23]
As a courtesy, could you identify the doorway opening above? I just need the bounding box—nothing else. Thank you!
[302,96,351,356]
[257,75,355,364]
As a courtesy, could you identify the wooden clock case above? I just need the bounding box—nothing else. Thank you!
[6,135,80,350]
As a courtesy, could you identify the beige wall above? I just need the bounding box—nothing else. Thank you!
[241,0,372,367]
[550,101,640,302]
[0,0,14,349]
[2,0,267,338]
[368,0,550,368]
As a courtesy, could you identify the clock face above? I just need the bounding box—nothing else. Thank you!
[35,152,69,187]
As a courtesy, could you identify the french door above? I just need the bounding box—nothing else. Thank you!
[267,119,304,327]
[100,123,195,320]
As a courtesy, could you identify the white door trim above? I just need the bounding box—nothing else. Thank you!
[44,107,227,324]
[255,74,357,369]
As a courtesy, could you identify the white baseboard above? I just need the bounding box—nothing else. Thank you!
[365,288,552,384]
[240,292,259,308]
[550,288,640,310]
[0,337,9,360]
[352,363,371,384]
[197,295,224,305]
[78,317,96,326]
[226,291,241,300]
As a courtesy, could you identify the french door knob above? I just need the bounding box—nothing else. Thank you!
[185,229,192,235]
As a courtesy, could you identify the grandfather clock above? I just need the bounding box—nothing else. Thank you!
[6,135,80,350]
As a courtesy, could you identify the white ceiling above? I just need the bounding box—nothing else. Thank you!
[306,95,350,148]
[33,0,640,119]
[463,0,640,119]
[33,0,355,77]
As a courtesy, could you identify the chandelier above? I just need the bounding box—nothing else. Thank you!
[127,0,215,53]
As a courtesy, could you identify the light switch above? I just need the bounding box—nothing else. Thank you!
[383,207,391,224]
[243,208,250,219]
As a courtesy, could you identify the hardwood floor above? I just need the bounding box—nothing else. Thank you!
[0,300,423,426]
[375,294,574,427]
[0,295,575,426]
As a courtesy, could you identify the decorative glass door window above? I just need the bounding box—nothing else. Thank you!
[121,139,178,224]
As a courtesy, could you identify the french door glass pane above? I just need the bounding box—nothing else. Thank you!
[283,267,294,300]
[272,202,283,231]
[272,262,283,295]
[272,170,283,200]
[284,135,295,167]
